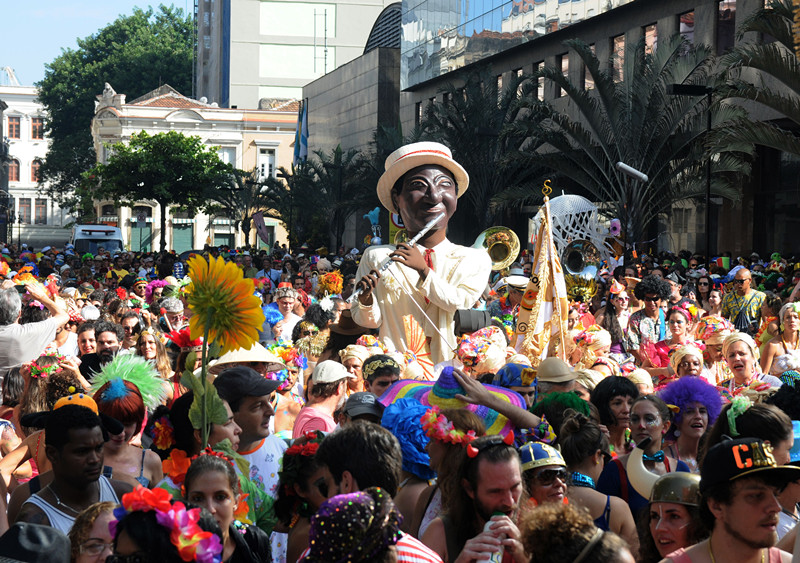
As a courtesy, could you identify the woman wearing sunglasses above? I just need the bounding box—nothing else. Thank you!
[519,442,568,506]
[558,410,639,553]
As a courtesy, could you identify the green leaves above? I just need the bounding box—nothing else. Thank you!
[37,6,193,211]
[87,131,232,250]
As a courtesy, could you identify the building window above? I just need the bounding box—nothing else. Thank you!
[644,24,657,55]
[31,160,41,182]
[7,117,20,139]
[717,1,736,54]
[258,148,276,180]
[680,11,695,45]
[8,159,19,182]
[18,198,31,224]
[557,54,568,97]
[415,102,422,126]
[31,117,44,140]
[612,35,625,82]
[34,198,47,225]
[584,45,596,90]
[217,147,236,166]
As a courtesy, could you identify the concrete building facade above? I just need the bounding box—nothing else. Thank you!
[196,0,397,108]
[0,84,75,248]
[90,84,296,252]
[303,47,400,153]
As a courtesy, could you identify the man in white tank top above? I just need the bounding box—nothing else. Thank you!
[16,400,133,533]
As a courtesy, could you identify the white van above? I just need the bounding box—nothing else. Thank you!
[70,225,124,255]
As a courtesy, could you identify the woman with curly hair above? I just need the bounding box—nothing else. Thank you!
[68,501,116,563]
[520,487,635,562]
[657,377,722,473]
[626,275,672,365]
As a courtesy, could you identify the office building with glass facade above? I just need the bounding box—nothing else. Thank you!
[397,0,800,255]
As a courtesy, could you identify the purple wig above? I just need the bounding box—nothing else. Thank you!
[657,377,722,441]
[145,279,170,304]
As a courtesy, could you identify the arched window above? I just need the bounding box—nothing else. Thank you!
[8,159,19,182]
[31,160,41,182]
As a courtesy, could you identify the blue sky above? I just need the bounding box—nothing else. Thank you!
[1,1,191,86]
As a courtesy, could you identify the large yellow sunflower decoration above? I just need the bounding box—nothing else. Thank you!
[183,255,265,446]
[185,255,265,355]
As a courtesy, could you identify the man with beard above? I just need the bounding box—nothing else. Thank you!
[78,321,122,378]
[662,437,798,563]
[15,399,133,532]
[421,435,528,562]
[291,361,353,438]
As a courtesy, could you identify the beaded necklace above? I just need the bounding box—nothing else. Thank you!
[569,471,596,489]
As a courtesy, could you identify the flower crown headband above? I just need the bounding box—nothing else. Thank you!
[110,486,222,563]
[29,362,63,379]
[421,407,477,446]
[279,431,326,497]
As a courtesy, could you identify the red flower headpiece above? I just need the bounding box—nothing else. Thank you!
[166,327,203,351]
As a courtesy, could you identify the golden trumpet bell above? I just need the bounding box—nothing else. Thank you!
[562,240,601,302]
[472,227,520,271]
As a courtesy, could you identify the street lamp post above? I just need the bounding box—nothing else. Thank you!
[666,83,714,264]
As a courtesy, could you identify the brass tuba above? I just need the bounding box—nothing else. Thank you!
[472,227,520,271]
[562,240,601,302]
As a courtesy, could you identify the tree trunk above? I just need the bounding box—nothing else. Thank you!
[242,217,252,249]
[160,200,168,251]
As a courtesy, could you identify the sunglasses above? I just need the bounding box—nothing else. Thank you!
[615,296,629,302]
[302,329,319,337]
[698,281,709,286]
[643,296,660,302]
[534,468,568,486]
[733,279,749,284]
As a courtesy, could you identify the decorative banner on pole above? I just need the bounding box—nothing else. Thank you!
[252,211,271,246]
[513,180,569,366]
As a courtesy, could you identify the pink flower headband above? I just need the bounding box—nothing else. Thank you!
[110,486,222,563]
[421,406,477,446]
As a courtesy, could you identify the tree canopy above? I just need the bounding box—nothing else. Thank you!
[85,131,232,251]
[37,5,193,210]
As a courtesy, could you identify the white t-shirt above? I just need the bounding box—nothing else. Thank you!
[240,434,289,563]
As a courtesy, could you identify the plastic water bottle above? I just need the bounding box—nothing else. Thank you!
[477,511,506,563]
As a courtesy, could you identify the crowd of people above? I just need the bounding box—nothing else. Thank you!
[1,142,800,563]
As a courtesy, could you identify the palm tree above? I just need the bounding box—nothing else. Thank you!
[208,168,274,248]
[304,145,367,251]
[421,68,542,240]
[496,35,749,250]
[714,0,800,157]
